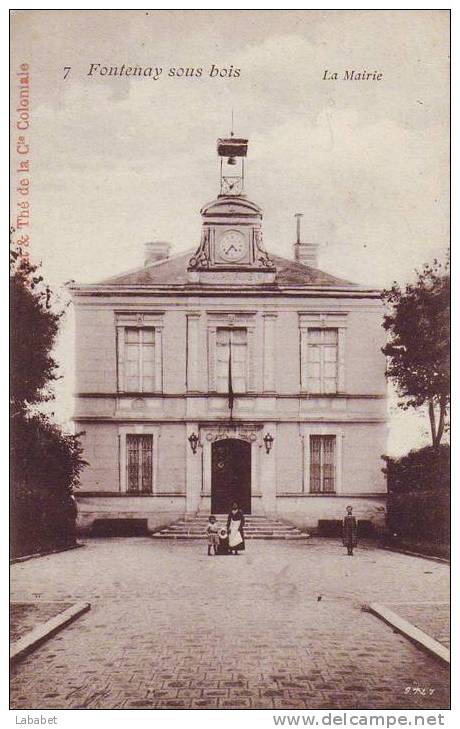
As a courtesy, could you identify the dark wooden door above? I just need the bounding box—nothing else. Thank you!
[211,439,251,514]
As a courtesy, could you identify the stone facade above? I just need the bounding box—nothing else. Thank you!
[70,136,387,533]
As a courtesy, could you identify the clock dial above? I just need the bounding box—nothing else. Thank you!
[218,231,247,262]
[222,176,242,195]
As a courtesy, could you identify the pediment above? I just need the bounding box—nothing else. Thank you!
[201,196,262,218]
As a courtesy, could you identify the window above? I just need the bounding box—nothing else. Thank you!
[117,313,163,394]
[307,328,338,393]
[123,327,155,392]
[126,435,153,493]
[299,313,347,394]
[215,328,248,393]
[310,435,336,493]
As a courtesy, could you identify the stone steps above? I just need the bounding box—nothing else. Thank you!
[151,515,311,540]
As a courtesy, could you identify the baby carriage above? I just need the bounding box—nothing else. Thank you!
[216,526,230,555]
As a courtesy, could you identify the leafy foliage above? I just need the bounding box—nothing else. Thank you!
[10,245,62,412]
[11,413,86,556]
[11,412,86,496]
[382,258,450,447]
[10,241,87,557]
[386,490,450,550]
[382,444,450,494]
[383,445,450,551]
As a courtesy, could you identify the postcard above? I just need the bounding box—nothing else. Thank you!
[10,8,450,719]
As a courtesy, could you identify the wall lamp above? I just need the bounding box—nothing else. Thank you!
[188,432,199,454]
[263,432,274,454]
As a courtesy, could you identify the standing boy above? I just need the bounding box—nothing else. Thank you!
[342,505,358,556]
[205,515,219,556]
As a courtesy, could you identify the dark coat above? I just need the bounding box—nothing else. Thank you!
[342,515,358,547]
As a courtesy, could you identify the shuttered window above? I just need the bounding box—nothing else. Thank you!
[126,435,153,493]
[124,327,155,392]
[310,435,336,493]
[307,329,338,393]
[215,328,248,393]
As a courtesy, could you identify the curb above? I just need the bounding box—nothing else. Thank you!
[10,601,91,663]
[366,602,450,665]
[10,543,85,565]
[382,546,450,565]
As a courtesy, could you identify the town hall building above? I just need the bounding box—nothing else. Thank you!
[70,134,387,534]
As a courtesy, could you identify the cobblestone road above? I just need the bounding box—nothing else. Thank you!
[383,602,450,650]
[10,538,450,710]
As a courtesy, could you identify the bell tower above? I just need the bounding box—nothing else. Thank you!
[218,136,247,196]
[188,132,275,283]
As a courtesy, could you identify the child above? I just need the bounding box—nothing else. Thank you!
[342,505,358,556]
[216,526,229,555]
[205,515,219,556]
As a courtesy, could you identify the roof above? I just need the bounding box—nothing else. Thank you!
[88,250,361,289]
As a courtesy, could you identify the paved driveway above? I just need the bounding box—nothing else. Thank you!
[10,538,450,710]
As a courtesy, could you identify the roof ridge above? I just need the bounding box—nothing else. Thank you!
[84,247,369,289]
[96,246,195,284]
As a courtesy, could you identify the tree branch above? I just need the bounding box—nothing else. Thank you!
[428,398,437,448]
[435,395,447,448]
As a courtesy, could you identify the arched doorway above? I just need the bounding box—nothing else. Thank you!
[211,438,251,514]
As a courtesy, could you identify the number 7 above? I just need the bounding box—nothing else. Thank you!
[63,67,71,80]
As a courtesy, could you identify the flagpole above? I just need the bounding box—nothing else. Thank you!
[228,337,234,424]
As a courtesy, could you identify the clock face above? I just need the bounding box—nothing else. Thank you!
[222,176,243,195]
[218,231,247,262]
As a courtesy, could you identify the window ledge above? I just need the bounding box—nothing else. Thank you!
[201,492,263,497]
[277,492,337,497]
[276,493,386,498]
[76,491,185,498]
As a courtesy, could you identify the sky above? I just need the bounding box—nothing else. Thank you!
[10,9,450,455]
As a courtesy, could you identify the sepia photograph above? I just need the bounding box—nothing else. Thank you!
[9,8,450,716]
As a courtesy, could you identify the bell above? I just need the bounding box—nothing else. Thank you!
[227,156,237,166]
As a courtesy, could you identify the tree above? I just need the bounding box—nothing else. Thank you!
[382,258,450,449]
[10,244,61,414]
[11,412,86,555]
[10,240,87,556]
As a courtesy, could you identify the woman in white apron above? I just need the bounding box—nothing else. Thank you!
[226,501,245,554]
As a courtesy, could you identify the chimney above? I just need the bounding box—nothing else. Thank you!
[293,213,319,268]
[144,240,171,267]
